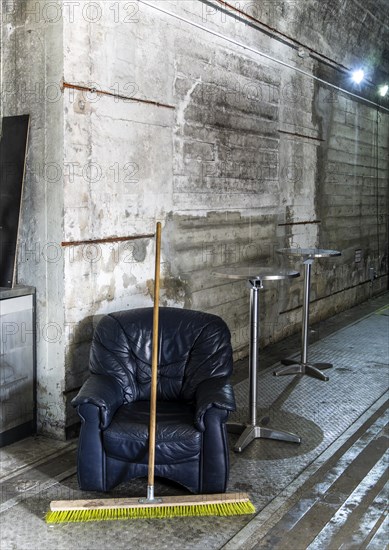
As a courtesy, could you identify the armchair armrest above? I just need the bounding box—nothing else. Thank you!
[194,377,236,431]
[71,374,124,429]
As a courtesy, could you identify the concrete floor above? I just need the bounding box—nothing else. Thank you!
[0,292,388,550]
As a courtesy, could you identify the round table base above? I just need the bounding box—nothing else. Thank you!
[227,421,301,452]
[274,359,332,381]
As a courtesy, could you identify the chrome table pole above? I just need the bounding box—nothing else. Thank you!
[213,267,301,452]
[249,279,259,428]
[301,258,312,365]
[226,277,301,453]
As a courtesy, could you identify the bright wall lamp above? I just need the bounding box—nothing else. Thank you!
[351,69,388,98]
[351,69,365,84]
[378,84,388,97]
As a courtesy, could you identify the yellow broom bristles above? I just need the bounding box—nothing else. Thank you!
[46,500,255,523]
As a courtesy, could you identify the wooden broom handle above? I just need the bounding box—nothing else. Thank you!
[148,222,161,490]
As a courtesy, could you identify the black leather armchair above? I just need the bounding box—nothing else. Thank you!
[72,307,236,494]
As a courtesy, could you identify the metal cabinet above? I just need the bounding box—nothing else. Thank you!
[0,286,36,446]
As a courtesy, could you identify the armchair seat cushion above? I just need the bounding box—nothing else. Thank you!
[103,401,201,465]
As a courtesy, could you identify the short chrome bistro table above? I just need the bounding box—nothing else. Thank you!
[214,267,301,453]
[275,248,341,381]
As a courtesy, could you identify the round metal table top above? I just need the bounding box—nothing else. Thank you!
[277,247,341,259]
[213,266,300,281]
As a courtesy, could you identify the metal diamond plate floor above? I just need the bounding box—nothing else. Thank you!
[0,295,388,550]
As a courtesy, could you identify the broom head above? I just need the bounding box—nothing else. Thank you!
[46,492,255,523]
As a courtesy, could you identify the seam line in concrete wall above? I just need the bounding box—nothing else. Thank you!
[139,0,389,113]
[209,0,350,73]
[279,278,388,314]
[209,0,387,88]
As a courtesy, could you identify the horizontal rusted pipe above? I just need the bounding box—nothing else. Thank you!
[278,130,325,142]
[62,82,175,110]
[278,221,321,226]
[61,234,154,247]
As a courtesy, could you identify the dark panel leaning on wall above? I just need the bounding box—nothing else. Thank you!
[0,115,30,288]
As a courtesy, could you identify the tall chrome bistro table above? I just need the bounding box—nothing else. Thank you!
[275,248,341,381]
[214,267,301,452]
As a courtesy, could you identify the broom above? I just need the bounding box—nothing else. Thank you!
[46,222,255,522]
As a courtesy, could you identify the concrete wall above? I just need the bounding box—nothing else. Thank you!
[1,0,65,437]
[2,0,388,438]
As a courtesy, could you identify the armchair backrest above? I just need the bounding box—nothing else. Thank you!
[89,308,233,403]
